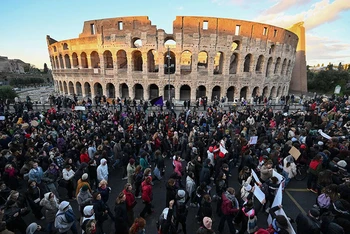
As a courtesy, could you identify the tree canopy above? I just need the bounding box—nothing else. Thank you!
[0,86,18,100]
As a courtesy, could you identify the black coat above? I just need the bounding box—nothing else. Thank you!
[114,202,128,234]
[296,213,321,234]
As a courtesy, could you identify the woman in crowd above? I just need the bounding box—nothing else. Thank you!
[114,191,129,234]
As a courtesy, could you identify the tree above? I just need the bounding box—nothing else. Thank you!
[43,63,48,74]
[0,86,17,100]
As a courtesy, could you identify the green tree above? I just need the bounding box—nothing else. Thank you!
[0,86,17,100]
[43,63,48,73]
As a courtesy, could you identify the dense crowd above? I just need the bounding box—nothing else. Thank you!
[0,94,349,234]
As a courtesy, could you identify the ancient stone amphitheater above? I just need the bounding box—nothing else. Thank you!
[47,16,303,102]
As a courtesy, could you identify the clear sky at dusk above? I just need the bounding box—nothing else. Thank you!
[0,0,349,69]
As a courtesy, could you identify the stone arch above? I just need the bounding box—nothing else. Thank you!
[227,86,235,102]
[134,84,144,100]
[231,40,240,51]
[164,38,176,49]
[103,50,113,68]
[63,81,68,94]
[106,83,115,98]
[59,81,63,93]
[262,86,269,98]
[68,81,74,95]
[81,52,88,68]
[211,86,221,101]
[164,85,175,101]
[269,44,275,54]
[94,82,103,97]
[132,38,142,48]
[132,51,143,71]
[229,53,239,74]
[76,82,82,96]
[164,51,176,74]
[276,86,281,97]
[55,56,59,69]
[147,50,158,73]
[244,54,252,72]
[270,86,277,98]
[180,85,191,101]
[72,53,79,68]
[59,55,64,69]
[117,50,127,69]
[266,57,273,77]
[240,86,248,100]
[281,59,287,75]
[252,86,260,97]
[120,83,129,98]
[274,57,281,74]
[148,84,159,99]
[84,82,91,97]
[90,51,100,68]
[197,51,208,74]
[64,54,71,69]
[63,43,68,50]
[255,55,264,73]
[180,50,192,75]
[214,52,224,75]
[197,85,206,99]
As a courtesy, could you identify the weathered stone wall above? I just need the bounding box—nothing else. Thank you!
[47,16,300,102]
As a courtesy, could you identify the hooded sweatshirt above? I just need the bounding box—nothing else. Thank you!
[81,205,95,234]
[54,201,74,233]
[26,223,38,234]
[40,192,59,222]
[97,159,108,181]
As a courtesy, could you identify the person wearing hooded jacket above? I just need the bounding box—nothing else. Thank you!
[26,223,43,234]
[218,187,239,234]
[159,200,177,234]
[97,158,108,182]
[54,201,77,234]
[174,189,189,234]
[40,192,59,233]
[80,205,95,234]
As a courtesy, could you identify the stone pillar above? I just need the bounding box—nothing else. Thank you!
[99,55,105,74]
[127,52,132,74]
[81,85,86,98]
[142,54,147,75]
[129,85,135,99]
[144,86,150,100]
[112,54,118,74]
[115,83,120,99]
[207,53,215,75]
[62,57,67,69]
[158,52,164,75]
[192,52,198,74]
[175,86,180,100]
[87,56,92,69]
[223,53,230,76]
[78,55,83,69]
[175,52,181,76]
[190,87,196,102]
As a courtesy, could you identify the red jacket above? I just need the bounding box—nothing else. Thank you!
[141,181,152,203]
[80,153,90,163]
[221,193,239,215]
[123,189,136,211]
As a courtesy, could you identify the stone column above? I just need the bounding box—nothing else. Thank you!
[144,86,150,100]
[192,52,198,74]
[175,52,181,76]
[78,55,83,69]
[112,54,118,74]
[208,87,213,102]
[127,52,132,74]
[99,55,105,74]
[129,85,135,99]
[175,86,180,100]
[114,83,120,99]
[158,51,164,75]
[190,87,196,102]
[87,56,92,69]
[62,57,67,69]
[142,54,147,75]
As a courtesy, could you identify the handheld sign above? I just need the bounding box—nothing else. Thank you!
[289,146,301,160]
[74,106,86,111]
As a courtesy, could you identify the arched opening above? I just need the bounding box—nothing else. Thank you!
[262,86,268,98]
[72,53,79,68]
[281,59,287,75]
[252,87,260,97]
[227,86,235,102]
[164,38,176,49]
[147,50,158,72]
[197,51,208,74]
[132,51,143,71]
[64,54,71,69]
[53,46,57,52]
[231,41,240,51]
[117,50,127,70]
[68,81,74,95]
[164,85,175,101]
[180,50,192,75]
[84,82,91,97]
[63,43,68,50]
[277,86,281,97]
[270,86,277,98]
[196,86,206,99]
[120,83,129,98]
[55,56,59,69]
[134,84,144,100]
[286,60,291,75]
[50,57,55,69]
[229,53,239,74]
[214,52,224,75]
[132,38,142,48]
[106,83,115,98]
[180,85,191,101]
[274,57,281,74]
[63,81,68,94]
[269,44,275,54]
[244,54,252,72]
[76,82,82,96]
[149,84,159,99]
[90,51,100,68]
[59,81,63,92]
[94,83,103,97]
[81,52,88,68]
[164,51,176,74]
[59,55,64,69]
[266,57,273,77]
[255,55,264,73]
[211,86,221,102]
[103,50,113,68]
[240,86,248,100]
[282,86,286,96]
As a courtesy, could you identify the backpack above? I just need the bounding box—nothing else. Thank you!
[317,193,331,208]
[247,215,258,233]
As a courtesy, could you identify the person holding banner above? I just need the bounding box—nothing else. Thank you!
[266,205,289,234]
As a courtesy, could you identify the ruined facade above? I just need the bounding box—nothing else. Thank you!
[0,56,29,74]
[47,16,300,102]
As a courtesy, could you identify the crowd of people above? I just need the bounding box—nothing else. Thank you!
[0,93,349,234]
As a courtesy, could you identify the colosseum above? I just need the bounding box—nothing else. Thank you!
[46,16,304,103]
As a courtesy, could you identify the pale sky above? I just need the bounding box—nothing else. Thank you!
[0,0,349,69]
